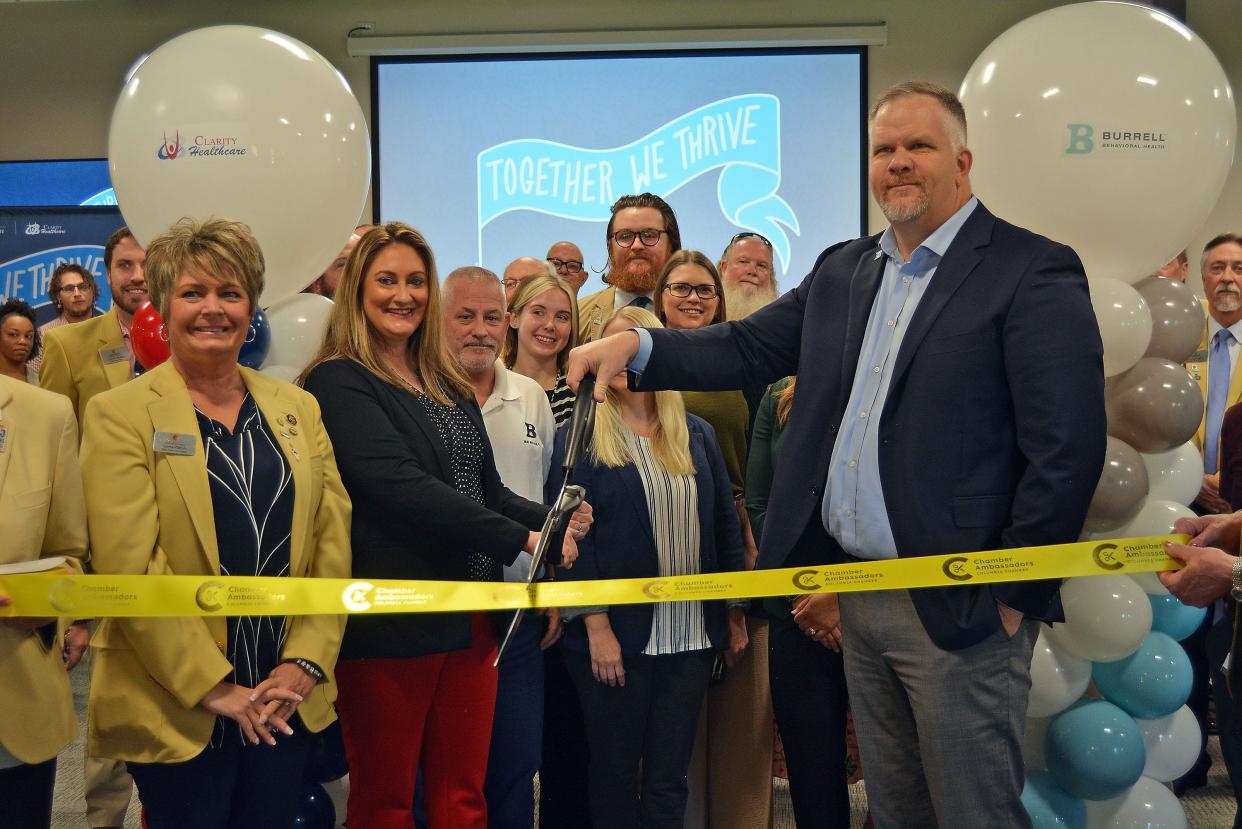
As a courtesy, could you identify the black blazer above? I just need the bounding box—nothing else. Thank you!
[638,202,1107,651]
[548,413,745,656]
[304,358,547,660]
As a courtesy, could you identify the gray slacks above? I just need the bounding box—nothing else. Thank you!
[840,588,1038,829]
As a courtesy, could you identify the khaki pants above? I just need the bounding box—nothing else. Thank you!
[684,616,774,829]
[84,647,134,828]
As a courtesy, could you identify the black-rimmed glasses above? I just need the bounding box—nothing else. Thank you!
[547,257,584,275]
[612,229,665,248]
[664,282,719,299]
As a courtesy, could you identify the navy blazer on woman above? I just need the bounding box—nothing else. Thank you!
[636,202,1107,651]
[304,358,548,661]
[548,413,745,656]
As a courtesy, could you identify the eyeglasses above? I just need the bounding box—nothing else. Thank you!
[664,282,719,299]
[59,283,91,294]
[547,257,584,275]
[730,231,772,249]
[612,229,665,248]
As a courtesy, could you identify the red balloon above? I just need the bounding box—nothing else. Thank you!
[130,301,170,369]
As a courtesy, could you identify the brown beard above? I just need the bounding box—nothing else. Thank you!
[607,265,661,295]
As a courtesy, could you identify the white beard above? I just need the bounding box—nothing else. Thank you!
[725,281,779,320]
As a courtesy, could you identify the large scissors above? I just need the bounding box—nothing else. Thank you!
[495,374,596,665]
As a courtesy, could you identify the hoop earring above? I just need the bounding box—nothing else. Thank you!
[158,324,169,343]
[245,325,257,344]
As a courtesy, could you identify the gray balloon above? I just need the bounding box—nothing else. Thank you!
[1083,436,1149,531]
[1135,275,1206,363]
[1106,358,1204,452]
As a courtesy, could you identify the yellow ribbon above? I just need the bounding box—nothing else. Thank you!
[0,535,1184,618]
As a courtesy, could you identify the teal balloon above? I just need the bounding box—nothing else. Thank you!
[1092,631,1192,719]
[1148,593,1207,641]
[1046,700,1146,800]
[1021,771,1087,828]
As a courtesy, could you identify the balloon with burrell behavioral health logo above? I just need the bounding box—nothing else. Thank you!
[959,2,1236,284]
[108,26,370,305]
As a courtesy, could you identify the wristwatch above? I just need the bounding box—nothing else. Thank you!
[1231,558,1242,602]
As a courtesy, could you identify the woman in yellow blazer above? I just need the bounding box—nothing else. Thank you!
[80,218,352,829]
[0,375,89,829]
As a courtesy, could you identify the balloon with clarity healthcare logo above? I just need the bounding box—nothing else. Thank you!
[108,26,370,305]
[959,2,1235,284]
[1089,279,1152,377]
[1046,700,1145,800]
[1092,631,1193,719]
[1028,628,1093,718]
[1084,775,1187,829]
[1141,442,1203,507]
[1134,276,1206,363]
[1083,437,1149,532]
[1021,770,1086,829]
[1045,575,1151,663]
[1105,359,1203,452]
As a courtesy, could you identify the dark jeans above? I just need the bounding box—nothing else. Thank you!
[768,604,851,829]
[0,759,56,829]
[540,641,593,828]
[127,720,311,829]
[485,614,545,829]
[567,647,713,829]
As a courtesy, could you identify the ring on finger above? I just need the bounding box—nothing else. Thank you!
[807,627,818,636]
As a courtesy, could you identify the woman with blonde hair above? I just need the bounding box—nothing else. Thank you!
[301,222,579,829]
[80,217,352,827]
[548,305,746,828]
[504,273,579,425]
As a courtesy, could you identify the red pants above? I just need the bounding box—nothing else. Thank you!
[336,613,499,829]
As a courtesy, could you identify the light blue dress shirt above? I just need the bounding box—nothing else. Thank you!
[630,197,978,561]
[823,197,978,559]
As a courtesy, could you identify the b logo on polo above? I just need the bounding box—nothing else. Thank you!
[642,580,671,599]
[526,423,537,439]
[1092,543,1123,571]
[195,580,225,612]
[342,581,375,612]
[792,569,821,591]
[942,557,973,582]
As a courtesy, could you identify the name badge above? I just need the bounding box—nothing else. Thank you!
[100,346,130,366]
[0,422,7,453]
[153,431,196,456]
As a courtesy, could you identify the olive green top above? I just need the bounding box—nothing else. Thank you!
[744,378,792,545]
[681,389,749,498]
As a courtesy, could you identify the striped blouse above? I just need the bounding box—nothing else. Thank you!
[547,373,576,427]
[631,435,711,656]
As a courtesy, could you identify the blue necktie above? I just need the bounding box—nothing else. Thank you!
[1205,328,1234,473]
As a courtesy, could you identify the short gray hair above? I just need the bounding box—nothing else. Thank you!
[869,81,968,152]
[444,265,504,302]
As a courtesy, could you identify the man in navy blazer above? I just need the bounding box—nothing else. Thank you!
[567,81,1106,827]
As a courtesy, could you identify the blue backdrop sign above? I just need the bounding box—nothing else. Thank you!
[0,207,121,324]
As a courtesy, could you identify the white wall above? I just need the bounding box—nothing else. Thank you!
[1,0,1238,282]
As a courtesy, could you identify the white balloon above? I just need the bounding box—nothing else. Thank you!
[1090,279,1153,377]
[960,2,1236,284]
[260,364,301,384]
[1141,443,1204,507]
[1024,716,1051,771]
[1116,498,1196,537]
[1046,575,1152,662]
[1084,776,1187,829]
[264,293,334,375]
[108,26,370,304]
[1130,572,1171,596]
[1138,706,1202,783]
[1028,629,1093,718]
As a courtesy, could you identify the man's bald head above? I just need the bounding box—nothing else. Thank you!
[503,256,556,306]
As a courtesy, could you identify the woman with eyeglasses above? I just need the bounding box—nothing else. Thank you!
[653,250,775,829]
[551,304,745,828]
[505,274,580,427]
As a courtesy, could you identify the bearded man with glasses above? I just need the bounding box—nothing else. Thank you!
[577,193,681,343]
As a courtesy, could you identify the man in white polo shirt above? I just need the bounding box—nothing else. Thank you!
[443,265,557,829]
